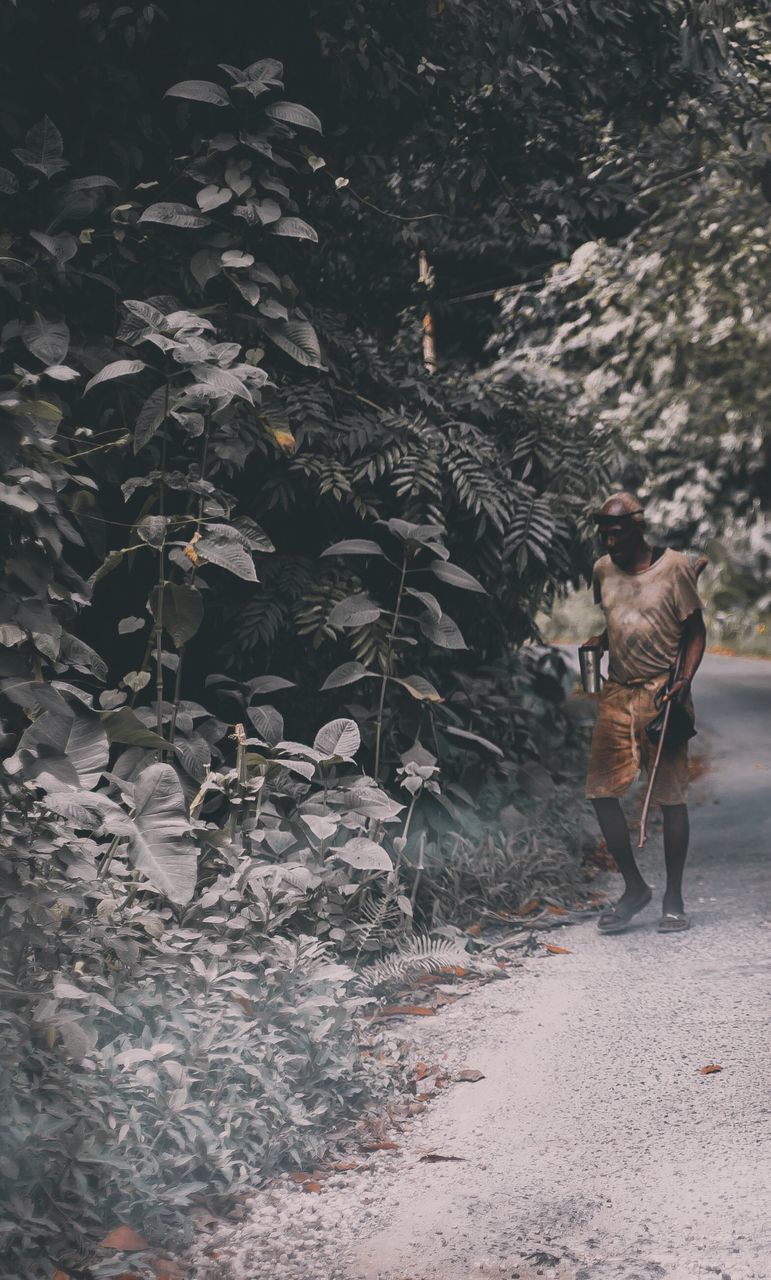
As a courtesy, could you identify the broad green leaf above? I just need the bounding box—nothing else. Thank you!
[328,593,381,628]
[10,706,109,790]
[405,588,442,620]
[247,704,284,745]
[190,248,222,288]
[43,789,121,825]
[301,813,338,841]
[321,662,374,690]
[418,612,467,650]
[84,359,146,394]
[29,230,77,263]
[150,583,204,647]
[21,312,70,365]
[0,482,37,512]
[123,299,167,329]
[101,706,168,750]
[313,717,360,760]
[245,674,296,695]
[392,674,443,702]
[332,838,392,873]
[262,318,322,367]
[12,116,68,177]
[137,515,168,548]
[429,560,486,593]
[321,539,385,558]
[139,202,211,229]
[269,216,319,243]
[127,763,197,905]
[164,80,231,107]
[196,532,257,580]
[196,185,232,211]
[265,101,322,133]
[134,385,170,452]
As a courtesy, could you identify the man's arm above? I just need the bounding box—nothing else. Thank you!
[665,609,706,704]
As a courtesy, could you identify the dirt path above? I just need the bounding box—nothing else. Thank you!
[335,654,771,1280]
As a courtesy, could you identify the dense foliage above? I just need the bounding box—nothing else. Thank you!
[493,10,771,619]
[0,0,765,1272]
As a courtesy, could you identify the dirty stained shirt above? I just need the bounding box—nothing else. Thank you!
[592,548,703,685]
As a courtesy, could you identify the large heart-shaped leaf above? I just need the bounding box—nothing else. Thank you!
[21,312,70,366]
[150,583,204,647]
[5,706,109,790]
[332,838,392,873]
[313,718,360,760]
[126,763,197,904]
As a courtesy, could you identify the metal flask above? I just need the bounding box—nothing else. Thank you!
[578,645,602,694]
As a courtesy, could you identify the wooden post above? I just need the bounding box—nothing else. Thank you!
[418,249,436,374]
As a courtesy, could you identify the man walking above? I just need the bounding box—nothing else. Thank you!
[582,492,706,934]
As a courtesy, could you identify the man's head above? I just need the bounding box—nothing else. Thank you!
[593,491,647,569]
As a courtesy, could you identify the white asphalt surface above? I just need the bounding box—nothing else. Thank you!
[340,654,771,1280]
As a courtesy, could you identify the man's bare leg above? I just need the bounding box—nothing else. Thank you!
[592,797,651,905]
[661,803,689,915]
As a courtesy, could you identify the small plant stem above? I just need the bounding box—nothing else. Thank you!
[97,834,121,880]
[410,831,426,909]
[168,415,210,748]
[373,551,408,781]
[168,645,185,747]
[154,403,169,754]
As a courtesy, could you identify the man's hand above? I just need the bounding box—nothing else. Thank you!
[581,634,606,651]
[664,677,692,705]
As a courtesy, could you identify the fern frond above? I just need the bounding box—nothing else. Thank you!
[358,933,496,994]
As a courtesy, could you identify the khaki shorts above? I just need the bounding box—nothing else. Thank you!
[585,675,693,806]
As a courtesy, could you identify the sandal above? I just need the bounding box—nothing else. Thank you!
[657,911,691,933]
[597,886,652,934]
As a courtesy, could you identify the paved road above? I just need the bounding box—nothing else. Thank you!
[343,655,771,1280]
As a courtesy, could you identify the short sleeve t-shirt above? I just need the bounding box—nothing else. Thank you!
[592,548,703,685]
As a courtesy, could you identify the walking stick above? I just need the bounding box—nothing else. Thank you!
[637,555,707,848]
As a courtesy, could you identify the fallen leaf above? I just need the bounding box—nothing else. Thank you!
[456,1068,485,1082]
[543,944,571,955]
[518,898,540,916]
[545,903,568,915]
[698,1063,723,1075]
[419,1152,465,1163]
[302,1181,322,1193]
[290,1171,311,1183]
[332,1161,359,1171]
[465,922,482,936]
[414,1061,430,1081]
[360,1140,399,1152]
[99,1226,149,1251]
[439,964,466,977]
[153,1260,185,1280]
